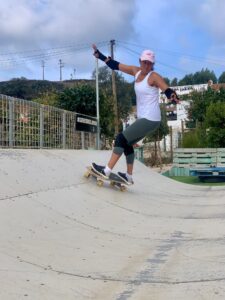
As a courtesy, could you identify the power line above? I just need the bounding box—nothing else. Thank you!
[0,41,108,58]
[0,39,224,80]
[117,40,225,68]
[118,44,188,75]
[0,39,224,70]
[0,41,109,67]
[0,47,82,65]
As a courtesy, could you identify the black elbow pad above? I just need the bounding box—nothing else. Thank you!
[106,58,120,70]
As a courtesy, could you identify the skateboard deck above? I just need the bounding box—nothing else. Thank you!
[84,166,129,191]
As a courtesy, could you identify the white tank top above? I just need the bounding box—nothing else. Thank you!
[134,71,161,121]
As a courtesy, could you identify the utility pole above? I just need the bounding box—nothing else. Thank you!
[170,126,173,162]
[59,59,64,81]
[41,60,45,80]
[95,59,100,149]
[181,119,184,147]
[110,39,119,134]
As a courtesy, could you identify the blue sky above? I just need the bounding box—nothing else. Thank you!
[0,0,224,83]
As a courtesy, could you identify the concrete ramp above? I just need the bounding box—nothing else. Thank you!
[0,149,225,300]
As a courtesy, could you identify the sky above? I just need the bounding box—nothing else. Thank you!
[0,0,225,83]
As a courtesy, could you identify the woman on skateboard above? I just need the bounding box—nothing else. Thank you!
[91,44,179,184]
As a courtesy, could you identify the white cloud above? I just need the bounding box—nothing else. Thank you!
[170,0,225,45]
[0,0,137,80]
[197,0,225,43]
[0,0,224,81]
[0,0,136,48]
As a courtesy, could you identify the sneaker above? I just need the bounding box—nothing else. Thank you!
[92,163,108,179]
[117,172,133,185]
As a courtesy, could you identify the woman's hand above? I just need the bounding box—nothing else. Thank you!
[92,44,98,58]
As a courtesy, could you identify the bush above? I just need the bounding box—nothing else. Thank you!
[182,128,207,148]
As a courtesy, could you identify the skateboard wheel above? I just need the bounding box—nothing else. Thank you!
[120,186,126,192]
[97,180,104,187]
[84,171,91,178]
[110,181,115,186]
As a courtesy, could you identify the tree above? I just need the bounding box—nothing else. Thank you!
[171,78,178,86]
[187,87,225,126]
[193,68,217,84]
[184,87,225,147]
[92,66,112,83]
[57,84,115,137]
[92,66,133,122]
[178,68,217,86]
[116,80,134,120]
[163,77,170,85]
[0,78,63,100]
[143,104,169,143]
[218,72,225,83]
[143,104,169,166]
[188,91,209,125]
[178,74,194,86]
[182,127,207,148]
[33,92,59,107]
[57,84,97,115]
[205,102,225,147]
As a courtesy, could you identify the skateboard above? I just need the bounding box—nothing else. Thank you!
[84,166,129,192]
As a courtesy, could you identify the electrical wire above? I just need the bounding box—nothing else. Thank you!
[118,44,189,74]
[0,39,224,78]
[117,40,225,68]
[0,41,109,67]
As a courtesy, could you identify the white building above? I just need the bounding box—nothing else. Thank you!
[160,83,208,150]
[170,83,208,95]
[162,100,190,150]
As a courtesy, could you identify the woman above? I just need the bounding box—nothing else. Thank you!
[91,44,179,184]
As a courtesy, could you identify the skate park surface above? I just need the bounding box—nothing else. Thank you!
[1,149,225,300]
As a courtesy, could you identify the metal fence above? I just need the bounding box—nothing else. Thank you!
[0,94,97,149]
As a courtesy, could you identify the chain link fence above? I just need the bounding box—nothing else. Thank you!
[0,94,97,149]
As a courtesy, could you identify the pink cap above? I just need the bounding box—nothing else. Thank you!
[140,50,155,63]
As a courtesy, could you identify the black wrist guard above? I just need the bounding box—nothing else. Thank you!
[106,57,120,70]
[164,88,179,101]
[95,49,107,62]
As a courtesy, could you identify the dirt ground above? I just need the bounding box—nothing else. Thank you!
[150,164,172,174]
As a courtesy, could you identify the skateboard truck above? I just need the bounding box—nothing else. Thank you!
[84,166,128,192]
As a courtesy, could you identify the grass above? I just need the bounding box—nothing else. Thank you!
[169,176,225,186]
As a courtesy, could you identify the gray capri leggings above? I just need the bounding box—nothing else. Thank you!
[113,118,160,164]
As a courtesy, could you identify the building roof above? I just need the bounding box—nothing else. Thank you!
[211,83,225,91]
